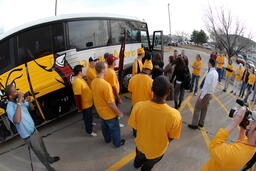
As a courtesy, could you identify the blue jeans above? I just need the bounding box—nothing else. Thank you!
[244,85,252,103]
[216,68,222,82]
[101,117,121,147]
[239,82,247,97]
[190,74,200,93]
[82,107,93,134]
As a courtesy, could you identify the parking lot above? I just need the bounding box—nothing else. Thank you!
[0,47,252,171]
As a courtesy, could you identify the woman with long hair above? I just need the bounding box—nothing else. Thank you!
[171,57,186,109]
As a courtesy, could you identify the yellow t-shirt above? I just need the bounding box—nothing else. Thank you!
[72,76,93,109]
[104,68,120,94]
[225,64,234,77]
[91,78,116,120]
[200,129,256,171]
[86,67,97,87]
[216,56,224,69]
[248,73,256,85]
[234,69,243,82]
[192,60,202,76]
[128,73,153,106]
[132,58,143,76]
[128,101,182,159]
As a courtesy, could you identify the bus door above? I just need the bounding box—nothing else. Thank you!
[152,31,164,60]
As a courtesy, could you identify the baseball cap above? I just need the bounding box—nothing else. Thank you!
[143,59,153,70]
[106,55,118,65]
[137,48,145,55]
[89,57,99,62]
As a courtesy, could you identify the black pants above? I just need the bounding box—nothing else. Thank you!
[242,153,256,171]
[134,148,163,171]
[82,107,93,134]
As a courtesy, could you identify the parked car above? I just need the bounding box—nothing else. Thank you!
[236,55,246,65]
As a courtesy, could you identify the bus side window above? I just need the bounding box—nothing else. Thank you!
[52,23,66,53]
[110,20,141,45]
[68,20,109,51]
[0,39,11,74]
[17,25,53,63]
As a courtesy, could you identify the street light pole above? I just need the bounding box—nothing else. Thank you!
[168,3,172,42]
[55,0,58,16]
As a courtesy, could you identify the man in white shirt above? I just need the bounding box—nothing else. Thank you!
[188,58,218,129]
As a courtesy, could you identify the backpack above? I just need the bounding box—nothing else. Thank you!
[182,66,191,90]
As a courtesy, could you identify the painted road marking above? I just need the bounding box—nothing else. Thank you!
[105,151,136,171]
[187,102,210,146]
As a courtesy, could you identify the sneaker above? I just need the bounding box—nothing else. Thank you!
[188,124,198,130]
[119,123,125,128]
[92,122,97,126]
[49,156,60,164]
[89,132,97,137]
[194,93,197,96]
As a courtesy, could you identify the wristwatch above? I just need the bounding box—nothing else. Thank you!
[17,103,22,106]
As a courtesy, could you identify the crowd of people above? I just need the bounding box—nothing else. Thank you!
[4,47,256,171]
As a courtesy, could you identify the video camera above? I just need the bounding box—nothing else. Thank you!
[229,99,254,129]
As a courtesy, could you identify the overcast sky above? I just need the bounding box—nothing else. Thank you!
[0,0,256,40]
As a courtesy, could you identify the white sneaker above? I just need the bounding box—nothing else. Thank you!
[194,93,197,96]
[119,123,125,128]
[92,123,97,126]
[90,132,97,137]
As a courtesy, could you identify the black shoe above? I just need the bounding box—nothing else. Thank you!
[188,124,198,130]
[174,101,178,109]
[223,89,226,92]
[120,139,126,146]
[230,90,233,93]
[49,156,60,164]
[198,124,204,128]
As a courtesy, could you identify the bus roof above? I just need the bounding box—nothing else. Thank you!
[0,13,146,41]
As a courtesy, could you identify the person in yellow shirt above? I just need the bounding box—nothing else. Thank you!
[72,65,97,137]
[244,67,256,103]
[231,64,243,96]
[200,107,256,171]
[223,59,234,92]
[132,48,145,76]
[128,76,182,171]
[91,62,125,147]
[104,55,121,104]
[216,54,225,82]
[86,57,98,87]
[190,54,202,95]
[128,59,153,106]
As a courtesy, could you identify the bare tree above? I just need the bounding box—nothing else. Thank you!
[205,6,253,58]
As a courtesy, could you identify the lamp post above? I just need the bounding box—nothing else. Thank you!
[55,0,58,16]
[168,3,172,43]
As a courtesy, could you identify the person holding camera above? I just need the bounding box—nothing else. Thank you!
[5,84,60,171]
[200,107,256,171]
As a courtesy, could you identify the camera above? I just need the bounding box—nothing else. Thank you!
[229,99,253,129]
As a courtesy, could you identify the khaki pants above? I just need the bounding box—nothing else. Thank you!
[191,94,212,126]
[24,130,54,170]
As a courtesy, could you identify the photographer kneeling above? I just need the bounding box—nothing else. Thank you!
[200,107,256,171]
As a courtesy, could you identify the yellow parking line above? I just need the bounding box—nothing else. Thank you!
[187,102,210,146]
[212,95,229,115]
[105,151,136,171]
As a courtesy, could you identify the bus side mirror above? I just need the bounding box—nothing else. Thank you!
[86,42,93,48]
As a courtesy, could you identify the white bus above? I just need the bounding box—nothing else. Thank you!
[0,13,163,140]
